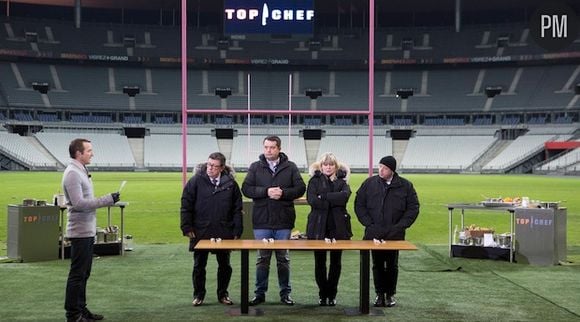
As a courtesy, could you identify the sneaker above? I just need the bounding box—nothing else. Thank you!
[328,298,337,306]
[192,297,204,306]
[249,296,265,306]
[373,293,386,307]
[318,297,327,306]
[386,295,396,307]
[280,295,295,306]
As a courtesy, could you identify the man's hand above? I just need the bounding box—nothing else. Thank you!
[186,231,195,238]
[111,192,120,203]
[267,187,283,200]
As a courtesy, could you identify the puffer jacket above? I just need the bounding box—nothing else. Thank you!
[354,173,419,240]
[241,152,306,230]
[180,163,243,250]
[306,162,352,240]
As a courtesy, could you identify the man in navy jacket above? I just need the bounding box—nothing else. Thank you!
[181,152,243,307]
[355,156,419,308]
[242,136,306,306]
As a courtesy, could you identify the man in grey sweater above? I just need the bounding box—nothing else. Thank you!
[63,138,120,322]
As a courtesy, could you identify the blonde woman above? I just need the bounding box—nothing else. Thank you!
[306,152,352,306]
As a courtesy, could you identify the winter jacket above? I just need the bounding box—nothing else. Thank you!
[306,162,353,240]
[354,173,419,240]
[241,152,306,230]
[180,163,243,251]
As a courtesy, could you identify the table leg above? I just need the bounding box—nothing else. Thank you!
[360,249,370,314]
[344,249,383,316]
[241,249,249,314]
[228,249,261,316]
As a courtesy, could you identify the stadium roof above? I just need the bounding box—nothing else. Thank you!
[6,0,578,13]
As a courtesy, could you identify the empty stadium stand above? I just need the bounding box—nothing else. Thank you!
[1,2,579,175]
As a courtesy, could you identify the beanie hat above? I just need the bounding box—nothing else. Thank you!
[379,156,397,172]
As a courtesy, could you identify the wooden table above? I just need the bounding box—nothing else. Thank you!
[195,239,417,316]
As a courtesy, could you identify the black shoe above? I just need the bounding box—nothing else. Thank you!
[192,297,204,306]
[67,315,94,322]
[280,295,295,306]
[83,309,104,320]
[218,296,234,305]
[328,298,337,306]
[318,297,327,306]
[373,294,386,307]
[249,296,265,306]
[386,295,396,307]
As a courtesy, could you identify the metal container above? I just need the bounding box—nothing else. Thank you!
[22,199,36,206]
[53,194,66,207]
[105,232,118,243]
[496,234,512,248]
[472,236,484,246]
[539,201,559,209]
[96,229,106,243]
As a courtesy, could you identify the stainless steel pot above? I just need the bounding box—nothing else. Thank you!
[539,201,559,209]
[496,234,511,248]
[472,236,484,246]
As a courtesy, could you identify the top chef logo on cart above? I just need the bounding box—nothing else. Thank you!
[516,217,553,228]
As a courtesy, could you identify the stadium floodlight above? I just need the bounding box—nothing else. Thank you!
[123,86,140,97]
[401,38,414,50]
[308,39,321,51]
[123,35,136,47]
[485,86,502,98]
[575,83,580,95]
[305,89,322,99]
[215,87,232,99]
[32,82,49,94]
[396,88,414,99]
[497,35,509,48]
[217,38,230,50]
[25,31,38,43]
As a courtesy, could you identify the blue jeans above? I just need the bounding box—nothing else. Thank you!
[64,237,94,319]
[253,229,291,298]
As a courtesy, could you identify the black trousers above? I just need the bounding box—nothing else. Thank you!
[314,250,342,299]
[64,237,94,319]
[371,250,399,296]
[192,250,232,300]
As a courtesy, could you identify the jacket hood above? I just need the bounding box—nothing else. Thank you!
[308,161,350,182]
[193,163,236,179]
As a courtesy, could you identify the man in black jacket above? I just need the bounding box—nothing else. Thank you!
[180,152,243,307]
[241,136,306,306]
[354,156,419,308]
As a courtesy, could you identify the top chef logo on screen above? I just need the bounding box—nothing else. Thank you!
[224,0,314,34]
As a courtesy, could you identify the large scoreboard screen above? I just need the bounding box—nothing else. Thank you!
[224,0,314,34]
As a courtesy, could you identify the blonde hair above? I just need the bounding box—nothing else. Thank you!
[318,152,339,181]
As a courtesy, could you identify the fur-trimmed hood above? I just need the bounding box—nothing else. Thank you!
[193,162,236,178]
[308,161,350,182]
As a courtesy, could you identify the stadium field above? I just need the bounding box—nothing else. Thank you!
[1,172,580,321]
[1,171,579,252]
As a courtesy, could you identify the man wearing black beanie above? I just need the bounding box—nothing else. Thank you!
[354,155,419,308]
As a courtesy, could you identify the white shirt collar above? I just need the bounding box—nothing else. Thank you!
[267,158,279,172]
